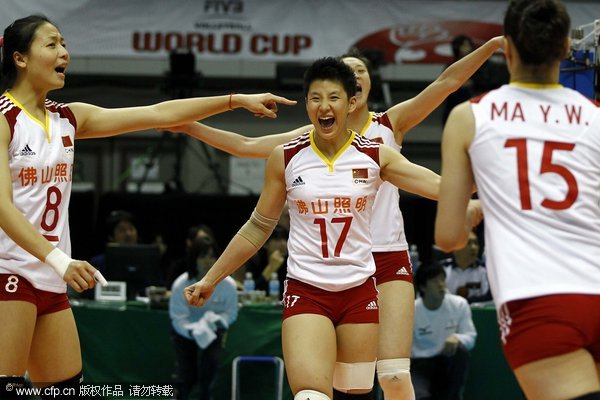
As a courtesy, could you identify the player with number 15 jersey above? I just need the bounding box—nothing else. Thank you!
[469,84,600,306]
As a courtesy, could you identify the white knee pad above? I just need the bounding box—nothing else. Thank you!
[333,361,376,392]
[294,389,331,400]
[377,358,414,399]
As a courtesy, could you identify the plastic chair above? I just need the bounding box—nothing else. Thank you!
[231,356,285,400]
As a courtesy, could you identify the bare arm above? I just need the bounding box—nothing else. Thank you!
[434,102,479,252]
[387,36,504,143]
[70,93,296,139]
[185,146,287,306]
[170,122,311,159]
[379,144,440,200]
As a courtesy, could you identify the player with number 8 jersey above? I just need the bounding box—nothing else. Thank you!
[0,14,297,398]
[0,94,76,292]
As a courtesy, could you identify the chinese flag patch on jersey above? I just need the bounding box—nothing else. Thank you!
[352,168,368,179]
[62,136,73,147]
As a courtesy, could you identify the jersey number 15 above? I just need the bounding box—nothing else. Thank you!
[504,139,578,210]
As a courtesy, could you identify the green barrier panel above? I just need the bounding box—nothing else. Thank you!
[72,300,522,400]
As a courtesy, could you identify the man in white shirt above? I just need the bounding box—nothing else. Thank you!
[411,263,477,400]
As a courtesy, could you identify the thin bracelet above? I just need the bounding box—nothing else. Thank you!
[228,93,234,110]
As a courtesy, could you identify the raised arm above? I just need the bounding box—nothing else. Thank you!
[434,102,479,252]
[70,93,296,139]
[169,122,311,159]
[387,36,504,143]
[379,144,440,200]
[185,146,287,306]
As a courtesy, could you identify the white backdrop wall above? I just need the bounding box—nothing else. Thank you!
[1,1,598,79]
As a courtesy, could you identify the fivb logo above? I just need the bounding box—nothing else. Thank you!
[204,0,243,14]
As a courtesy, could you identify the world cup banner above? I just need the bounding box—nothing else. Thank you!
[1,0,599,64]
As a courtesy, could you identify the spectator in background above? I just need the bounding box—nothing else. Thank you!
[411,263,476,400]
[244,224,288,299]
[89,210,139,275]
[165,225,220,289]
[442,231,491,303]
[169,226,238,400]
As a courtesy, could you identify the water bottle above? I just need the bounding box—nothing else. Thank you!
[243,272,255,293]
[409,244,420,273]
[268,272,280,303]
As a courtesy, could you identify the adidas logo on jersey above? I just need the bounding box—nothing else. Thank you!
[396,267,410,276]
[291,176,305,187]
[19,144,36,156]
[365,300,378,310]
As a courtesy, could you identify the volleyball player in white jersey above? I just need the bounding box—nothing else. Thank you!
[168,36,503,400]
[185,57,446,400]
[435,1,600,399]
[0,15,295,398]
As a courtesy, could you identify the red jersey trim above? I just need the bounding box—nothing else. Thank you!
[352,134,380,165]
[372,111,393,131]
[0,95,20,141]
[284,131,311,168]
[46,100,77,131]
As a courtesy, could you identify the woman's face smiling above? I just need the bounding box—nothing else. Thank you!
[306,79,356,143]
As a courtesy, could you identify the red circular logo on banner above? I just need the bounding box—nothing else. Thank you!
[352,20,502,64]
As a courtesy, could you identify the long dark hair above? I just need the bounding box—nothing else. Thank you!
[1,15,54,92]
[504,0,570,65]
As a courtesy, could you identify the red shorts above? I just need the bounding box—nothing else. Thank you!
[498,294,600,369]
[281,277,379,325]
[0,274,70,316]
[372,250,413,285]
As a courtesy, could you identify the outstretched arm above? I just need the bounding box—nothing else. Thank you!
[387,36,504,143]
[435,102,480,252]
[379,144,441,200]
[70,93,297,139]
[185,147,287,306]
[167,122,311,159]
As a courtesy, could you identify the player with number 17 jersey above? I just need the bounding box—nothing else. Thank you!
[469,84,600,306]
[0,93,75,293]
[284,130,381,292]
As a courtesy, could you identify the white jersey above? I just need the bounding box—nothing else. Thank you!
[0,93,76,293]
[412,293,477,358]
[284,130,381,291]
[469,84,600,306]
[360,112,408,251]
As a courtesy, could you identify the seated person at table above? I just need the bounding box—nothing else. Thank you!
[169,226,238,400]
[89,210,139,274]
[442,231,491,303]
[411,263,477,400]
